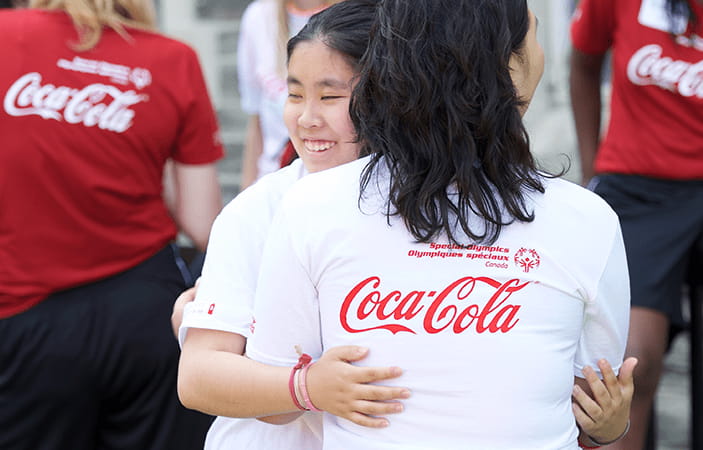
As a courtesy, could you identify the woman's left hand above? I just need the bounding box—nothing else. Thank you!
[572,357,637,444]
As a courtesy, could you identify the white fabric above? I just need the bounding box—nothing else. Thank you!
[248,156,631,450]
[180,159,306,343]
[204,413,322,450]
[237,0,314,179]
[179,159,321,449]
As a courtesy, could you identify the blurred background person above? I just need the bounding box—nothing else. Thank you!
[237,0,342,189]
[0,0,223,449]
[0,0,26,7]
[570,0,703,448]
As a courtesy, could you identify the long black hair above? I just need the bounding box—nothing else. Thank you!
[351,0,543,246]
[287,0,378,74]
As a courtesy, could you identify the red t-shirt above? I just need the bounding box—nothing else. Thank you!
[0,10,224,317]
[571,0,703,179]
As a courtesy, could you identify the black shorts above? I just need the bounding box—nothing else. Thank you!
[592,174,703,327]
[0,244,213,450]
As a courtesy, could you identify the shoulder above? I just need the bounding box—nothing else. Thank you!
[0,9,63,34]
[283,158,368,209]
[222,159,305,218]
[537,177,619,232]
[123,27,201,62]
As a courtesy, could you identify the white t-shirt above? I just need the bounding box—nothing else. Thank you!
[247,156,631,450]
[237,0,314,179]
[179,159,322,450]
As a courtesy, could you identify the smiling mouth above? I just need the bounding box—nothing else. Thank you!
[303,140,335,152]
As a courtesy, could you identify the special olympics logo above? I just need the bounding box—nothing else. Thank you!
[514,248,540,273]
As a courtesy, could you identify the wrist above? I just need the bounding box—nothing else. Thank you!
[578,420,630,449]
[288,353,311,411]
[288,351,323,412]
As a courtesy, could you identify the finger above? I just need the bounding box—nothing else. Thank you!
[353,399,404,417]
[572,384,603,422]
[618,357,638,397]
[345,411,390,429]
[597,359,622,401]
[582,365,610,405]
[619,357,638,385]
[572,401,596,432]
[356,366,403,383]
[175,287,197,307]
[359,385,411,402]
[323,345,370,363]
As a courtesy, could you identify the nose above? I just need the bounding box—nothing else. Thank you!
[298,100,322,129]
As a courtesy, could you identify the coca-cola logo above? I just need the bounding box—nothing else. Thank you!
[627,44,703,99]
[339,276,527,335]
[3,72,148,133]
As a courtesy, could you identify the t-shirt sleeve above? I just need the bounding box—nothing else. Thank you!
[171,47,225,165]
[246,203,323,366]
[573,223,630,377]
[570,0,615,55]
[178,196,266,346]
[237,3,263,115]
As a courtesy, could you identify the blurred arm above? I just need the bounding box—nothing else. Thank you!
[569,48,606,186]
[172,162,222,252]
[239,115,263,190]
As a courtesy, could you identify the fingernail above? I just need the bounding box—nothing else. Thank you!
[357,347,368,355]
[391,366,403,376]
[379,420,389,428]
[400,389,411,398]
[394,403,404,412]
[573,385,581,395]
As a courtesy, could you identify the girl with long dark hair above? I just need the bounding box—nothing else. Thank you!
[249,0,635,447]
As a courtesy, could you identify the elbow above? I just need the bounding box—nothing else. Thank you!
[176,369,197,411]
[176,360,207,413]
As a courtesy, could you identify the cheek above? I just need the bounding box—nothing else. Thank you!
[535,46,545,81]
[283,102,299,136]
[334,105,356,142]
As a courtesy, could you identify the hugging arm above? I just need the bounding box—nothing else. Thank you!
[178,327,408,427]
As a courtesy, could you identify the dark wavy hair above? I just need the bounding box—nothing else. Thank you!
[666,0,698,35]
[287,0,378,74]
[351,0,543,246]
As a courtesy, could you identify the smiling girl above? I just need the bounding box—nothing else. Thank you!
[177,2,408,449]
